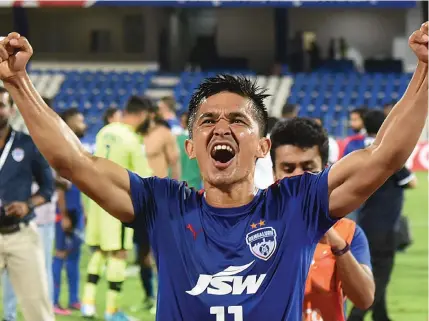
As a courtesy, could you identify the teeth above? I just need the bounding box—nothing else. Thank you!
[213,144,234,153]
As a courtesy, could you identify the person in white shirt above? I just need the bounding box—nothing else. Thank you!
[254,117,278,189]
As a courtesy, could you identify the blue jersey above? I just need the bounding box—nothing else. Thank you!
[128,167,335,321]
[65,184,84,229]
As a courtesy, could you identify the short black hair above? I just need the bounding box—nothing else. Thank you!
[270,118,329,168]
[363,110,385,136]
[60,108,81,124]
[125,96,154,114]
[282,103,297,117]
[103,107,119,125]
[187,74,269,138]
[350,107,368,119]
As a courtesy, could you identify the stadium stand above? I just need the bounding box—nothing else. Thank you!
[25,63,412,142]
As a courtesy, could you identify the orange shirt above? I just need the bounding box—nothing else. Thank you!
[303,218,356,321]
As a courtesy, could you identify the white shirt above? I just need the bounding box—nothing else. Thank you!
[254,134,274,189]
[328,136,340,164]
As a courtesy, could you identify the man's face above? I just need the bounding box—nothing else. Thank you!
[185,92,270,187]
[0,92,12,130]
[157,101,169,115]
[273,145,322,180]
[349,112,364,133]
[68,113,87,138]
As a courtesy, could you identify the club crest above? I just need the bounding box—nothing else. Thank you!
[246,226,277,261]
[11,148,24,163]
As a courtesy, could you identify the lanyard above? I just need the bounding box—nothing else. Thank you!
[0,131,15,173]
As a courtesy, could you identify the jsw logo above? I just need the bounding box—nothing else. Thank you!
[186,261,266,296]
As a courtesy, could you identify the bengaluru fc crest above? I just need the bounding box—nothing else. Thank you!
[246,226,277,261]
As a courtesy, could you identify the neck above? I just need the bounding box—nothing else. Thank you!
[204,179,257,208]
[0,125,10,148]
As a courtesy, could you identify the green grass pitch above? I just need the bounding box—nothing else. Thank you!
[3,172,427,321]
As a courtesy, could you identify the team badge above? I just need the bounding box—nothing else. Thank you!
[11,148,24,163]
[246,224,277,261]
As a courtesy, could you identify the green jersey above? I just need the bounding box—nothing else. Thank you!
[177,133,201,189]
[95,122,152,177]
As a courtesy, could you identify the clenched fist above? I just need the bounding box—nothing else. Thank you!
[409,22,429,63]
[0,32,33,81]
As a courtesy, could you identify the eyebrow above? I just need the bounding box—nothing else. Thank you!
[198,111,250,121]
[281,160,317,166]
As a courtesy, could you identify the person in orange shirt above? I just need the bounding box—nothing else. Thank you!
[269,118,375,321]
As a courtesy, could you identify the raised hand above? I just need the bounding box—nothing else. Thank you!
[0,32,33,81]
[409,22,428,63]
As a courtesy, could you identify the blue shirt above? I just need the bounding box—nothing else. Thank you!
[0,129,54,225]
[127,167,336,321]
[350,225,372,269]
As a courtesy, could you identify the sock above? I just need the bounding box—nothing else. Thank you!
[66,246,81,305]
[82,251,106,306]
[140,266,154,299]
[52,256,65,306]
[105,257,126,315]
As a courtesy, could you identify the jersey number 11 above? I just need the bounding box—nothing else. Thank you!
[210,306,243,321]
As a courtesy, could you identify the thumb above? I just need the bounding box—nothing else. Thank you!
[8,36,33,55]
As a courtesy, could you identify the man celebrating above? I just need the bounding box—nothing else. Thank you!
[0,23,427,321]
[269,118,374,321]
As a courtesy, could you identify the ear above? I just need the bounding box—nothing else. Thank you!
[185,138,196,159]
[256,137,271,159]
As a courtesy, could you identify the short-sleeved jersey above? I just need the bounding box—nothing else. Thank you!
[95,123,152,177]
[127,167,336,321]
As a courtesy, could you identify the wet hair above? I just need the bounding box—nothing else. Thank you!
[103,107,119,125]
[270,118,329,168]
[363,110,385,136]
[187,74,269,138]
[60,108,81,124]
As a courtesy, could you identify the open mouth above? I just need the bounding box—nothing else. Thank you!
[210,144,236,168]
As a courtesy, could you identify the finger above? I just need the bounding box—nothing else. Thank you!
[7,32,21,40]
[410,30,429,44]
[9,36,33,55]
[5,205,18,216]
[0,44,9,61]
[420,21,428,35]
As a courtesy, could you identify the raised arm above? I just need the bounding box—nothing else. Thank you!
[328,22,429,218]
[0,33,134,222]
